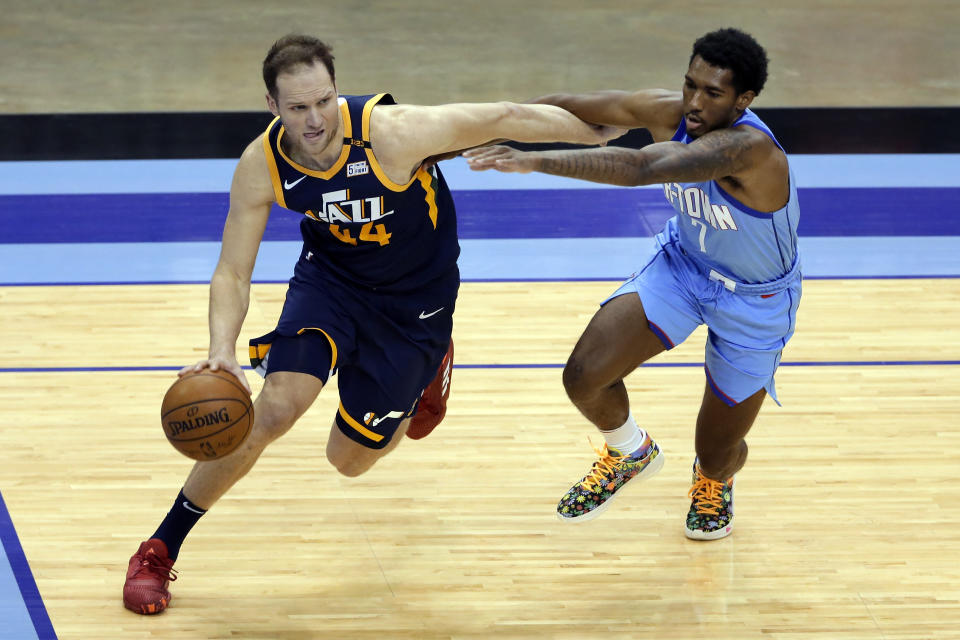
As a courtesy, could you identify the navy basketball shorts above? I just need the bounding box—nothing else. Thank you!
[607,238,802,407]
[249,256,458,449]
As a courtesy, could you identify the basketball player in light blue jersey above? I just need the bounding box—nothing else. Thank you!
[466,28,801,540]
[122,35,619,616]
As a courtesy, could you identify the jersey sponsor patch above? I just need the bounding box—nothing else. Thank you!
[347,160,369,177]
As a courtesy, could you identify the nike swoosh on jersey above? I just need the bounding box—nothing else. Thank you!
[419,307,445,319]
[284,175,307,190]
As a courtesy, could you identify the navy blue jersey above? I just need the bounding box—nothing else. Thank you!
[262,93,460,292]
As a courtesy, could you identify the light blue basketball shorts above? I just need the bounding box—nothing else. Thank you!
[606,237,802,406]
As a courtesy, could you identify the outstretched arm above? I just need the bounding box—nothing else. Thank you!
[529,89,683,141]
[464,126,771,187]
[370,101,623,181]
[421,90,679,170]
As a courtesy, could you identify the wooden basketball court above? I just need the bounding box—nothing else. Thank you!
[1,279,958,638]
[2,1,959,638]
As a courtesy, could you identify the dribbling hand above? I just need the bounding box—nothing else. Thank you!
[178,357,252,395]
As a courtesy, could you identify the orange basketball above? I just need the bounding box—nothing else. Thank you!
[160,369,254,461]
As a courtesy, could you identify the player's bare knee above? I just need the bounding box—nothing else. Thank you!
[250,399,299,444]
[563,355,600,403]
[326,448,376,478]
[562,357,583,396]
[331,460,374,478]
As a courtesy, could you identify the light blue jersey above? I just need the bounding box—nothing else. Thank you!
[606,109,802,406]
[666,109,800,284]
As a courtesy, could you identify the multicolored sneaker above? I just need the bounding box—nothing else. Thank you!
[123,538,178,614]
[685,461,735,540]
[556,437,664,523]
[407,339,453,440]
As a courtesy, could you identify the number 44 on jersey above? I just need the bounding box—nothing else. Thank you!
[304,189,394,246]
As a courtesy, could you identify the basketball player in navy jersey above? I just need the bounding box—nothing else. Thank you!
[123,34,618,615]
[466,28,801,540]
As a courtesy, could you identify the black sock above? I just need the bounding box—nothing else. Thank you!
[151,489,207,561]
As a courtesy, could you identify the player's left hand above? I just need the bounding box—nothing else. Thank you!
[463,145,538,173]
[423,138,510,170]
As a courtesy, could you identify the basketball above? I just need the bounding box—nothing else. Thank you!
[160,369,254,461]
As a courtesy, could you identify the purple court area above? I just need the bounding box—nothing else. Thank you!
[1,187,957,243]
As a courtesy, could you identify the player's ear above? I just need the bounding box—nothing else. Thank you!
[735,90,756,112]
[266,92,279,116]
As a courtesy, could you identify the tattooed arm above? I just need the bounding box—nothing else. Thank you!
[464,125,774,187]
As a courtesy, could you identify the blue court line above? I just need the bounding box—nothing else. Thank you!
[795,274,960,280]
[0,366,182,372]
[462,274,960,282]
[457,361,960,367]
[2,155,959,193]
[2,361,958,374]
[0,493,56,640]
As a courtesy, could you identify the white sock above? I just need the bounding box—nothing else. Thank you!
[601,412,648,455]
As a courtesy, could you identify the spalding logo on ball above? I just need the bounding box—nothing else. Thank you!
[160,369,254,460]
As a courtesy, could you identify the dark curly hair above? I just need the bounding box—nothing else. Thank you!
[691,28,768,96]
[263,35,336,99]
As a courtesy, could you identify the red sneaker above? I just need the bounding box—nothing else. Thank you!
[123,539,177,614]
[407,339,453,439]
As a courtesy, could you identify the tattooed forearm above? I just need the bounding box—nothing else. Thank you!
[535,147,652,186]
[533,128,759,187]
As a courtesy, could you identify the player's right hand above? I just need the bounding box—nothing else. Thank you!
[178,357,252,395]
